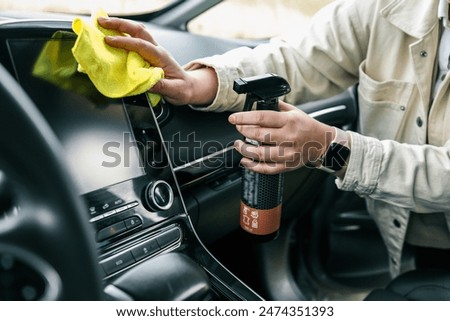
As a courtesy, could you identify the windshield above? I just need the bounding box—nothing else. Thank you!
[0,0,176,16]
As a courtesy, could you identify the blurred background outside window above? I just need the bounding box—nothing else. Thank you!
[0,0,334,40]
[188,0,334,40]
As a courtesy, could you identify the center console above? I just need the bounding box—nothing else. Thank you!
[0,21,262,300]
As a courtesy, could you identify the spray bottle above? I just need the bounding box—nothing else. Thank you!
[233,73,291,241]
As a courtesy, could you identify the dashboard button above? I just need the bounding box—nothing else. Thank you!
[156,228,181,248]
[113,198,125,206]
[101,251,135,275]
[97,221,127,242]
[131,238,159,261]
[145,180,174,211]
[89,214,104,223]
[124,216,142,229]
[127,201,139,209]
[100,202,111,211]
[102,209,117,218]
[115,205,129,213]
[88,206,98,216]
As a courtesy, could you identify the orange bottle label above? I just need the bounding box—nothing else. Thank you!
[240,201,281,235]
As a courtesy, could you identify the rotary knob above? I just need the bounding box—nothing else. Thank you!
[144,180,174,211]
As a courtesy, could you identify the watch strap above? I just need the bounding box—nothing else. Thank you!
[317,127,350,173]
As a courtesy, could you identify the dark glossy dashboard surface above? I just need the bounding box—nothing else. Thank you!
[0,19,262,300]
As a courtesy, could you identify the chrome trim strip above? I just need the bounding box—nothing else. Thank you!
[173,145,235,172]
[178,167,225,189]
[307,105,347,119]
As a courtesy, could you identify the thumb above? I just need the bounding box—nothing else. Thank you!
[148,78,190,106]
[148,79,165,95]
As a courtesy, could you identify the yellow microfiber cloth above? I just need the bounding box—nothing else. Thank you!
[32,31,107,103]
[71,9,164,106]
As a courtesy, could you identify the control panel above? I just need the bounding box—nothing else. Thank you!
[80,96,187,278]
[99,225,182,276]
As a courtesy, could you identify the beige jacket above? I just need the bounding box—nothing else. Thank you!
[186,0,450,277]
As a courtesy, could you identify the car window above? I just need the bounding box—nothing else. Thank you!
[0,0,175,15]
[187,0,334,40]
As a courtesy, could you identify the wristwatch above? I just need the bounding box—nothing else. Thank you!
[317,128,351,173]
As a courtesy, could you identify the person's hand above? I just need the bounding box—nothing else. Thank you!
[228,101,335,174]
[97,17,217,106]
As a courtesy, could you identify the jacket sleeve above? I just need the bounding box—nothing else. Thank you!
[338,132,450,212]
[184,0,372,112]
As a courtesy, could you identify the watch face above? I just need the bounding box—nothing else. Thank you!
[323,142,350,171]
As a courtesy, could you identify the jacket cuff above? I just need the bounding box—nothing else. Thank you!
[184,58,243,112]
[335,131,383,196]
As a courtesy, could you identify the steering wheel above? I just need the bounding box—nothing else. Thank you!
[0,64,103,300]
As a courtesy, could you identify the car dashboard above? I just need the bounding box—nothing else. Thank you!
[0,18,262,300]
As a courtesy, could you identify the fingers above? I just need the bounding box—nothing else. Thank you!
[148,78,189,103]
[229,102,311,174]
[229,111,296,145]
[240,158,287,175]
[239,158,303,175]
[97,17,157,44]
[228,110,285,128]
[234,140,299,163]
[98,17,164,66]
[98,16,185,76]
[228,101,300,127]
[234,139,304,175]
[229,110,288,143]
[235,125,293,145]
[104,35,163,67]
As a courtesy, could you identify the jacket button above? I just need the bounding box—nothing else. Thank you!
[400,106,406,111]
[420,50,428,57]
[393,219,401,228]
[416,117,423,127]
